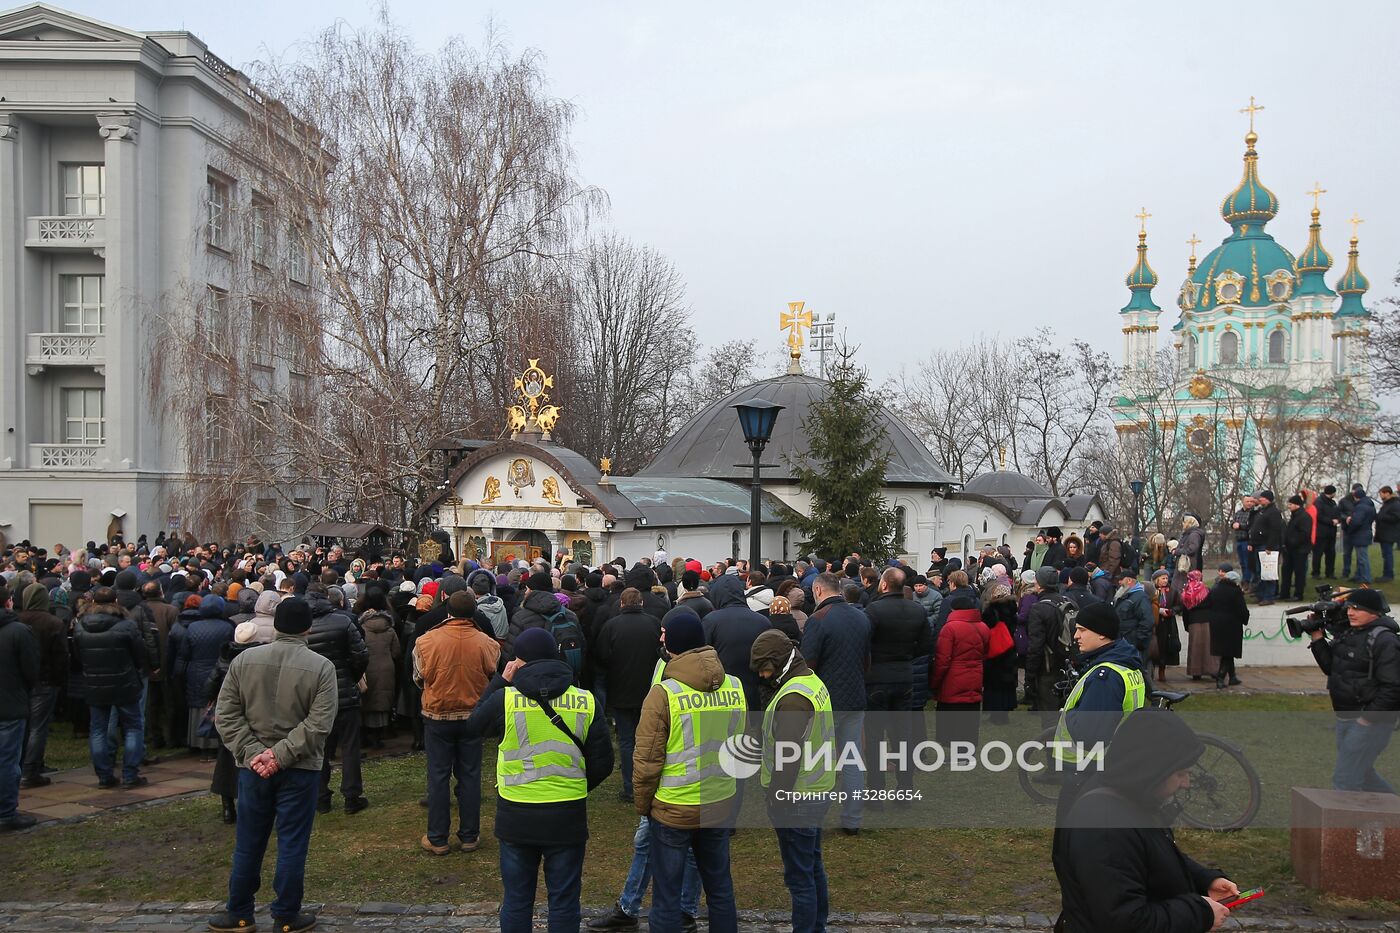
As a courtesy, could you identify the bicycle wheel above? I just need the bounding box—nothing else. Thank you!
[1017,725,1064,806]
[1175,732,1262,832]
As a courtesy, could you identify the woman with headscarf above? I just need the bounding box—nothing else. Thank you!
[979,582,1021,724]
[1197,571,1249,689]
[1179,570,1212,681]
[173,594,233,759]
[1149,569,1182,684]
[357,588,402,748]
[1175,516,1206,575]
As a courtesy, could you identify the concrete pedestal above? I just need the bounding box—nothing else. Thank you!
[1291,786,1400,900]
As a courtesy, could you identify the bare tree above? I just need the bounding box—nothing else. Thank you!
[1013,329,1120,497]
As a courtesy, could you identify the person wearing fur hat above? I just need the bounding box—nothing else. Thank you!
[1053,709,1238,933]
[208,597,338,933]
[750,628,833,933]
[463,626,613,933]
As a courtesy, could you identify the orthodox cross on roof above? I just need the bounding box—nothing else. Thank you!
[1307,182,1327,212]
[1135,206,1152,234]
[1348,213,1365,239]
[781,301,812,374]
[1186,233,1201,273]
[1239,95,1265,134]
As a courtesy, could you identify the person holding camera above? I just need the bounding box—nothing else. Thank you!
[1307,589,1400,793]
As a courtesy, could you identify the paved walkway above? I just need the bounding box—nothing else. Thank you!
[17,666,1323,828]
[0,901,1379,932]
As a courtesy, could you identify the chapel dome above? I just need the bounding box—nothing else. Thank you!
[962,470,1052,502]
[638,372,958,485]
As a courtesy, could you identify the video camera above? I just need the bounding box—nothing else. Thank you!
[1284,584,1350,639]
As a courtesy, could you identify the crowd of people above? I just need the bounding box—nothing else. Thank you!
[0,513,1396,933]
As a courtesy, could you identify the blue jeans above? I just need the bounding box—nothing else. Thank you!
[1234,541,1252,584]
[1254,576,1278,603]
[88,699,144,783]
[614,709,640,798]
[1342,540,1355,578]
[107,681,146,757]
[1380,541,1395,579]
[773,802,829,933]
[498,840,584,933]
[1333,718,1396,794]
[0,718,24,820]
[24,685,60,778]
[619,816,700,917]
[834,711,865,828]
[423,719,481,846]
[649,821,737,933]
[227,766,320,922]
[1353,545,1373,583]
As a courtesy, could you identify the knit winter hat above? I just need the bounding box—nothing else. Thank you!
[1035,566,1060,590]
[513,627,557,662]
[1075,602,1120,640]
[663,611,705,655]
[526,571,554,593]
[274,597,313,634]
[1345,588,1387,614]
[234,621,261,645]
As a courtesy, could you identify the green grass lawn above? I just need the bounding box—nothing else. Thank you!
[5,694,1398,919]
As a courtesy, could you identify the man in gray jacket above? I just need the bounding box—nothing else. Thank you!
[209,597,338,933]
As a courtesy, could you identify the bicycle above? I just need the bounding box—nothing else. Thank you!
[1016,670,1262,831]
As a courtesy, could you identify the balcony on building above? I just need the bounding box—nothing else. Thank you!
[28,443,107,470]
[25,215,107,254]
[25,332,107,374]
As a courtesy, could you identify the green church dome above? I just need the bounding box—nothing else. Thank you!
[1335,233,1370,318]
[1120,228,1161,313]
[1294,205,1335,298]
[1219,132,1279,228]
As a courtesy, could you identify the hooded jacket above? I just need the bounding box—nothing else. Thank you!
[591,608,663,711]
[19,582,67,688]
[0,608,39,720]
[359,609,401,714]
[751,631,817,798]
[931,606,990,704]
[250,590,281,644]
[504,589,582,661]
[663,589,714,625]
[701,586,773,709]
[1310,615,1400,720]
[1053,710,1226,933]
[634,645,734,829]
[174,595,234,704]
[306,593,369,709]
[141,594,178,683]
[1061,638,1147,755]
[75,604,146,707]
[464,658,613,846]
[1114,583,1154,652]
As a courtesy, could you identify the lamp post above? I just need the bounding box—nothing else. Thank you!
[734,398,783,571]
[1129,479,1146,545]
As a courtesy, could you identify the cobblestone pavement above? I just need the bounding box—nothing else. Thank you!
[0,902,1386,932]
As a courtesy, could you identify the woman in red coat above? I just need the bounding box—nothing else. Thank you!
[931,596,990,747]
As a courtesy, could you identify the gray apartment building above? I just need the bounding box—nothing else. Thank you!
[0,3,320,549]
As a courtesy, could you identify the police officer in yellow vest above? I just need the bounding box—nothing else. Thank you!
[463,627,613,933]
[1053,601,1148,822]
[751,629,835,933]
[633,613,745,933]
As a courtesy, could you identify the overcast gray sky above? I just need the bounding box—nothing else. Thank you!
[65,0,1400,379]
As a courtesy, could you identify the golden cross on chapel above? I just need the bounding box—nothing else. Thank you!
[1239,96,1265,134]
[1349,213,1365,239]
[1135,207,1152,234]
[781,301,812,373]
[1186,233,1201,255]
[1307,182,1327,211]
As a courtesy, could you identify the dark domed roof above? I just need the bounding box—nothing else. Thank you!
[962,470,1051,501]
[639,372,957,485]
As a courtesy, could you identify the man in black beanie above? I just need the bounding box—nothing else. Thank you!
[504,572,584,674]
[1054,709,1238,933]
[1048,602,1148,813]
[210,597,338,933]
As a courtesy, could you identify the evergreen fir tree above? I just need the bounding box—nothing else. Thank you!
[787,348,898,559]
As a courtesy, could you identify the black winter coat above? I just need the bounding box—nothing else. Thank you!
[505,590,582,662]
[74,608,146,706]
[591,609,663,711]
[1375,497,1400,545]
[865,592,933,685]
[979,597,1021,702]
[1054,786,1225,933]
[1284,508,1314,552]
[1193,581,1249,660]
[1310,616,1400,719]
[0,610,39,720]
[306,595,369,708]
[1314,495,1341,538]
[1249,505,1284,551]
[175,615,234,706]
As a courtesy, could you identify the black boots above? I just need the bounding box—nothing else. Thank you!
[221,796,237,824]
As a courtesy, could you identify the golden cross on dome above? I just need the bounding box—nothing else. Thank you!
[1135,207,1152,234]
[1348,213,1365,239]
[781,301,812,372]
[1239,96,1265,133]
[1186,233,1201,256]
[599,456,612,475]
[1307,182,1327,211]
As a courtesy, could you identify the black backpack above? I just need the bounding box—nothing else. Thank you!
[1043,594,1081,670]
[544,607,585,683]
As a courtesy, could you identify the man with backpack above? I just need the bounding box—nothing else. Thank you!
[591,588,663,803]
[504,572,586,682]
[1025,566,1079,725]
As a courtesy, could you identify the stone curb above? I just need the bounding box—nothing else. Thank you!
[0,902,1392,931]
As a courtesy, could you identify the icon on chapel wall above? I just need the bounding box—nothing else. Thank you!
[481,476,501,504]
[508,458,536,496]
[463,535,487,561]
[542,476,564,506]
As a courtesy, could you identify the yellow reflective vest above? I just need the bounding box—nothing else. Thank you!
[760,671,835,793]
[1053,661,1146,763]
[654,674,746,806]
[497,685,596,803]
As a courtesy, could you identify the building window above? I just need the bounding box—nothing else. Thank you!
[206,286,237,356]
[1335,338,1347,374]
[1219,330,1239,365]
[62,164,105,216]
[895,506,908,552]
[251,199,272,266]
[1186,334,1198,369]
[205,395,231,463]
[62,388,104,444]
[289,371,311,411]
[60,274,105,333]
[782,530,790,562]
[731,529,741,561]
[1268,329,1286,364]
[207,175,231,250]
[287,222,310,284]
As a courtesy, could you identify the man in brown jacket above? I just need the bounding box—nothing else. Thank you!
[413,590,501,854]
[18,583,66,788]
[141,581,178,748]
[633,614,742,933]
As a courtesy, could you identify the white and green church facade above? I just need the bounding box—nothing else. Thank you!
[1111,123,1376,525]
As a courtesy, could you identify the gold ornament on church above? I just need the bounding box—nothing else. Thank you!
[507,359,562,439]
[507,457,536,497]
[542,476,564,506]
[1188,372,1214,399]
[481,475,501,504]
[781,301,812,374]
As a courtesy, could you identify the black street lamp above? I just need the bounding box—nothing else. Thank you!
[1129,478,1146,545]
[734,398,783,571]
